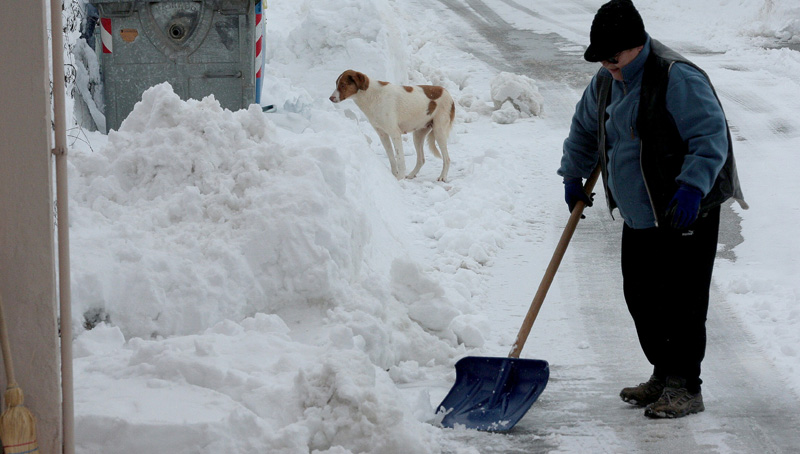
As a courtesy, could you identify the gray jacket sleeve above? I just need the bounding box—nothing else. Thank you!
[559,75,602,181]
[666,63,728,195]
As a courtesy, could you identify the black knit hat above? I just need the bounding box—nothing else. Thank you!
[584,0,647,62]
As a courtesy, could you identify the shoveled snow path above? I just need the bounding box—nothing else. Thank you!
[412,0,800,452]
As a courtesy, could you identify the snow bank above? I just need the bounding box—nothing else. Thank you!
[639,0,800,47]
[490,72,544,122]
[755,0,800,43]
[74,84,350,338]
[70,80,473,364]
[74,315,442,453]
[71,81,460,452]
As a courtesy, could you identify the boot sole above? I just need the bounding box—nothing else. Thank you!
[644,403,705,419]
[621,396,654,407]
[620,391,662,407]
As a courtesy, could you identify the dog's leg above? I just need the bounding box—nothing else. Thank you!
[376,130,400,179]
[407,128,429,179]
[390,134,406,180]
[432,127,451,182]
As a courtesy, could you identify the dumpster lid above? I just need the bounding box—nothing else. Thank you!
[93,0,251,16]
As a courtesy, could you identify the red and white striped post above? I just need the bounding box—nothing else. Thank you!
[100,17,113,54]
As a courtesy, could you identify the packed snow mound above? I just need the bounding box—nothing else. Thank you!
[72,82,350,338]
[761,3,800,43]
[490,72,544,122]
[69,84,469,367]
[74,315,442,454]
[492,101,521,125]
[68,81,481,452]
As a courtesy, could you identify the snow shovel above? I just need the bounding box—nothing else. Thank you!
[437,166,601,431]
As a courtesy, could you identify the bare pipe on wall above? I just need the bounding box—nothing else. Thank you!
[48,0,75,452]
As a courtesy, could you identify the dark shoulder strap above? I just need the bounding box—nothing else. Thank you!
[594,71,613,193]
[595,71,613,152]
[638,41,673,140]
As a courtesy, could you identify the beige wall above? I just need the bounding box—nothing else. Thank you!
[0,0,64,452]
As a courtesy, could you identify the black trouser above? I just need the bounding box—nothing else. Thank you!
[620,206,720,393]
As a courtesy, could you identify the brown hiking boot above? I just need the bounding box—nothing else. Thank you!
[644,377,704,418]
[620,375,665,407]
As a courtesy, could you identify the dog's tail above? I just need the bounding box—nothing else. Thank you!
[427,98,455,160]
[427,133,441,159]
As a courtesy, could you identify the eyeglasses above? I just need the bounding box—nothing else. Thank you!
[604,51,622,64]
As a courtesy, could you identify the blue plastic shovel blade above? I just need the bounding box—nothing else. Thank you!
[437,356,549,431]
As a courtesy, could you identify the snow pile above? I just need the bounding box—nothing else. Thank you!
[70,81,468,452]
[490,72,544,124]
[758,1,800,43]
[74,83,350,338]
[71,80,476,363]
[74,315,441,453]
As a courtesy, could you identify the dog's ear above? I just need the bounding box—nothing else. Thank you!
[352,71,369,91]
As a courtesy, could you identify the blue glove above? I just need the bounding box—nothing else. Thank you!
[564,177,594,215]
[667,184,703,229]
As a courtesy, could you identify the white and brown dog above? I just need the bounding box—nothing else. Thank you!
[330,70,455,182]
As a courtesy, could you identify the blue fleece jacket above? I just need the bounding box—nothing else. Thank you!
[559,36,728,229]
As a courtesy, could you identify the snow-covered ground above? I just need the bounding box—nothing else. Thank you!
[63,0,800,452]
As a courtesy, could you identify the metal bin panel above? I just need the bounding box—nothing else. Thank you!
[94,0,256,131]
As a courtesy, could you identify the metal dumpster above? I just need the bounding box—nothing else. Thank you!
[93,0,266,132]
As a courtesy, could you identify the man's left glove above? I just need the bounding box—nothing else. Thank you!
[564,177,594,218]
[667,184,703,229]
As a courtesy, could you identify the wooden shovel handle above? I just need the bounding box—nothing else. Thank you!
[508,165,601,358]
